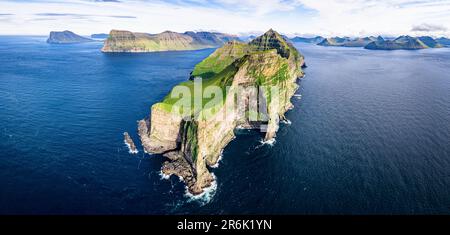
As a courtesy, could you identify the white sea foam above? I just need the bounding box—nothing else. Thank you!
[294,94,302,100]
[185,173,217,206]
[210,151,223,168]
[281,119,291,125]
[124,140,138,154]
[259,138,276,146]
[159,170,171,180]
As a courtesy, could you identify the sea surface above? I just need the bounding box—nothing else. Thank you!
[0,36,449,214]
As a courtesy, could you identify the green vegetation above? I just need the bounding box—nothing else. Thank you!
[154,29,302,122]
[191,42,250,79]
[183,121,198,163]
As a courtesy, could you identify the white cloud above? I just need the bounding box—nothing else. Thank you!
[0,0,449,37]
[295,0,450,37]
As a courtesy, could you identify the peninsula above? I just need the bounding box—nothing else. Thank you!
[101,30,241,52]
[138,29,305,195]
[46,30,93,44]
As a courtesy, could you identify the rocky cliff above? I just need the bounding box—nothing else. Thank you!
[46,30,93,44]
[101,30,241,52]
[138,29,305,195]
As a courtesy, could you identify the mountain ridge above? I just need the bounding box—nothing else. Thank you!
[101,29,242,52]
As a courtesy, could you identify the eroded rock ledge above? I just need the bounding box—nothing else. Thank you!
[138,29,305,195]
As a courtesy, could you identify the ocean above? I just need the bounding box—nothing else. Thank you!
[0,36,449,214]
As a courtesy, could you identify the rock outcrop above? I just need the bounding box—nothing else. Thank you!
[46,30,93,44]
[365,35,442,50]
[101,30,241,52]
[123,132,138,154]
[138,29,305,195]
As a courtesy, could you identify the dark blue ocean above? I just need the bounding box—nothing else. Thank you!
[0,36,449,214]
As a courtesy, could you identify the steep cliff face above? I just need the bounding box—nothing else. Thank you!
[138,29,305,195]
[102,30,241,52]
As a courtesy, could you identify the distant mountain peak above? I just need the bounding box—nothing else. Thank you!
[249,29,292,58]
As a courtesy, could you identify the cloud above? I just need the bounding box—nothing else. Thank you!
[294,0,450,36]
[0,13,14,16]
[108,15,136,19]
[412,23,447,32]
[0,0,450,37]
[213,0,299,15]
[35,13,136,19]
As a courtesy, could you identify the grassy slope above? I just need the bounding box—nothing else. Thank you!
[155,30,300,120]
[190,42,250,79]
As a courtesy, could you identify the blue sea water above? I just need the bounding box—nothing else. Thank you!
[0,36,449,214]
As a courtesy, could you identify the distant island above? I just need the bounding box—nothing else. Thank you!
[101,30,242,53]
[317,36,384,47]
[365,35,443,50]
[137,29,305,195]
[291,36,325,44]
[436,37,450,46]
[290,34,449,50]
[46,30,93,44]
[90,33,109,40]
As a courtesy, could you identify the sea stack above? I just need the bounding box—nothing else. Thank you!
[138,29,305,195]
[123,132,138,154]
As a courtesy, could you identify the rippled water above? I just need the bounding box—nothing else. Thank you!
[0,37,449,214]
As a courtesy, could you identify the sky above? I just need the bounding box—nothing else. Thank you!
[0,0,449,37]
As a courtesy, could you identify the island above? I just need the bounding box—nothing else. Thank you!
[318,36,384,47]
[365,35,443,50]
[101,30,241,53]
[91,33,109,40]
[291,36,325,44]
[46,30,93,44]
[137,29,305,195]
[436,37,450,46]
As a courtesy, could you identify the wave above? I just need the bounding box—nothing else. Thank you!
[255,137,277,149]
[281,119,292,125]
[184,173,217,206]
[124,140,138,154]
[159,170,171,180]
[210,151,223,168]
[259,138,276,146]
[294,94,302,100]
